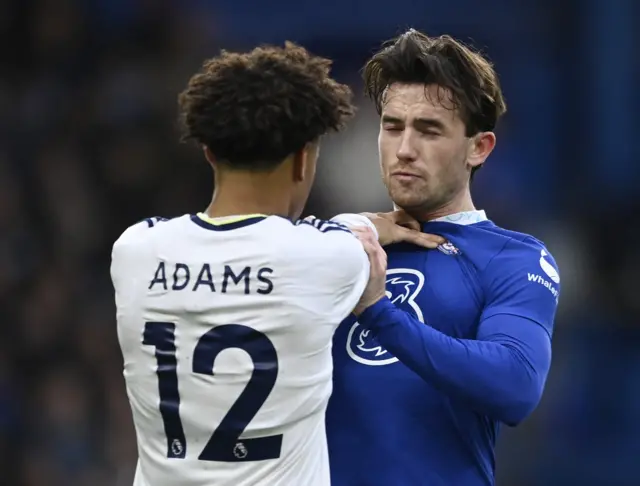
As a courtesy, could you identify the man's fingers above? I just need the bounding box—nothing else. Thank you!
[389,210,421,231]
[352,227,378,251]
[353,227,386,268]
[376,247,387,271]
[369,242,387,276]
[397,219,421,231]
[353,219,444,252]
[351,226,376,242]
[421,232,447,246]
[396,227,445,249]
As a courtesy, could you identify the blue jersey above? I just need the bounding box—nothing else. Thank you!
[326,214,560,486]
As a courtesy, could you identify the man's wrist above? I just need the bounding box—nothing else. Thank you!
[353,294,388,317]
[353,296,396,332]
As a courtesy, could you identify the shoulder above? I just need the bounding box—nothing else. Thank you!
[474,225,560,331]
[111,215,189,271]
[293,216,352,235]
[287,216,362,255]
[276,216,368,285]
[112,216,172,253]
[484,227,559,285]
[454,222,559,280]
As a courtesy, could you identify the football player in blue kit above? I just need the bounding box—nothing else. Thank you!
[326,29,561,486]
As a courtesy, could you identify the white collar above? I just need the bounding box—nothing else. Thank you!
[430,210,488,225]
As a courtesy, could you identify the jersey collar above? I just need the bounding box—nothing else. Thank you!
[430,210,488,225]
[191,212,267,231]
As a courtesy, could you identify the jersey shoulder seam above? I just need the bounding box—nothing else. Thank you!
[294,217,351,234]
[479,231,547,297]
[138,216,170,228]
[479,233,521,297]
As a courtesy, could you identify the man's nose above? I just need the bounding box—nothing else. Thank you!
[396,131,418,161]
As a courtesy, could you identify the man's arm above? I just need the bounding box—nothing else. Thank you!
[290,216,371,322]
[356,237,560,426]
[357,300,550,425]
[333,211,444,249]
[110,218,163,308]
[294,212,438,322]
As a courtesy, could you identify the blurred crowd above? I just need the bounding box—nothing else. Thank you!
[0,1,638,485]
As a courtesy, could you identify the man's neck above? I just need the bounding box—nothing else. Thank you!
[206,173,291,219]
[402,191,476,222]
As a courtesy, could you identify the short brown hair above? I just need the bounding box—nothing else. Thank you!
[179,42,355,169]
[363,30,507,176]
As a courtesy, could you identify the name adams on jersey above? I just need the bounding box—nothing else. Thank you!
[148,261,274,295]
[111,213,372,486]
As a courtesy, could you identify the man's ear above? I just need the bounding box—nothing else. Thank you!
[467,132,496,170]
[203,146,216,167]
[291,146,308,183]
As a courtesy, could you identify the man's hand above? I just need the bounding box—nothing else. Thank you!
[362,210,445,248]
[351,227,389,316]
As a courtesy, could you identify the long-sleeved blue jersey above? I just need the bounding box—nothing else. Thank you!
[326,211,560,486]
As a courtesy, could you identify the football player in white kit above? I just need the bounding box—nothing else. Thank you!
[111,43,442,486]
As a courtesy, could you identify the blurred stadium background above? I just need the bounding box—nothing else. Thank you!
[1,1,639,485]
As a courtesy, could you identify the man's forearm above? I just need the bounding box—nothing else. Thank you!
[357,297,551,425]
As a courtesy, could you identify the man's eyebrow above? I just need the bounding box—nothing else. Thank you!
[381,115,446,130]
[414,117,446,130]
[381,115,404,124]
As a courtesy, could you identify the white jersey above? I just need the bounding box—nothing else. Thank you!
[111,213,372,486]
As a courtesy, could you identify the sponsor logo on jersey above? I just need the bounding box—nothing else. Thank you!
[527,249,560,301]
[346,268,425,366]
[539,249,560,283]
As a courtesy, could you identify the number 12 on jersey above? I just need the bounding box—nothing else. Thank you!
[143,321,283,462]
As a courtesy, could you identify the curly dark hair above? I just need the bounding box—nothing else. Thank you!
[363,29,507,178]
[178,42,355,170]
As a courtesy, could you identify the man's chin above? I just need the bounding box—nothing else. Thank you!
[389,192,429,212]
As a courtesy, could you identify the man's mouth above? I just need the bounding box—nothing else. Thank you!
[391,171,422,182]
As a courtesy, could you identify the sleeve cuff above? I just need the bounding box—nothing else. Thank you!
[356,296,396,331]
